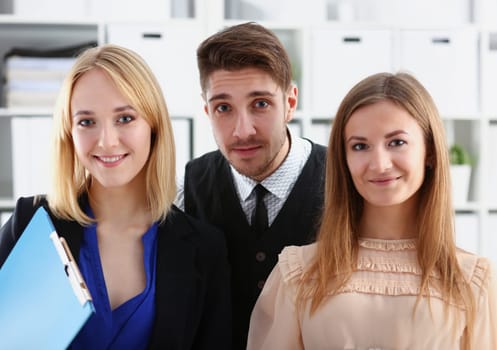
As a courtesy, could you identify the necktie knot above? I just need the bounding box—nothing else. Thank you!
[252,184,268,234]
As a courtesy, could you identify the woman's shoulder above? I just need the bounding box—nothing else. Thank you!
[15,195,47,209]
[277,243,317,284]
[0,195,51,266]
[456,248,495,291]
[10,195,49,223]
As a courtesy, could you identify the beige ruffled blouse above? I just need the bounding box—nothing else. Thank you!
[247,238,497,350]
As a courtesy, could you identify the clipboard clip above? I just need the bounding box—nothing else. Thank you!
[49,232,93,306]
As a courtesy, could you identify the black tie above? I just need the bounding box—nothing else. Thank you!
[252,184,268,235]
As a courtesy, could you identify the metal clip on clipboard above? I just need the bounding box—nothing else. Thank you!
[49,232,92,306]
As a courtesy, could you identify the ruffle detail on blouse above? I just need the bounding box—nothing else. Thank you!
[455,249,493,293]
[467,256,492,291]
[358,238,416,251]
[335,279,442,299]
[356,256,423,275]
[278,245,306,284]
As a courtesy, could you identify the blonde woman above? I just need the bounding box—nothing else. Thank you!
[247,72,496,349]
[0,44,231,349]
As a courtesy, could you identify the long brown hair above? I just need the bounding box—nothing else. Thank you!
[298,72,475,344]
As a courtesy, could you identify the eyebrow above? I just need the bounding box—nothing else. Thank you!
[207,93,230,103]
[385,129,409,138]
[72,105,135,118]
[207,90,276,103]
[346,130,409,143]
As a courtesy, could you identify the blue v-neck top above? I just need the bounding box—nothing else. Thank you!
[71,215,158,350]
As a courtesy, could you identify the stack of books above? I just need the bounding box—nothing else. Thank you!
[5,56,75,108]
[2,42,97,108]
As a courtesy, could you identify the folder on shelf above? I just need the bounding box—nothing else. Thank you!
[0,207,94,349]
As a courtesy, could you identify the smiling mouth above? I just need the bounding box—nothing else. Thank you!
[96,155,126,163]
[370,176,400,184]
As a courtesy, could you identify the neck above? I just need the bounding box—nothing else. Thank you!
[359,197,419,240]
[253,129,291,182]
[88,179,152,227]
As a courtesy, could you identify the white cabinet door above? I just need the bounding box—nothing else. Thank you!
[89,0,170,20]
[310,28,393,117]
[107,22,204,117]
[481,32,497,115]
[397,29,479,117]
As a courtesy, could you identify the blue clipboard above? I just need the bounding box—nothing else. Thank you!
[0,207,94,349]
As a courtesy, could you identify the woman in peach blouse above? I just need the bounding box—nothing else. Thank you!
[247,72,497,349]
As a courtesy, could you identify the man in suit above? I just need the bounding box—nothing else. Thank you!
[175,22,326,349]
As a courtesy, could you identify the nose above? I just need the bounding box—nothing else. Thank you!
[233,111,256,139]
[369,146,392,172]
[98,122,119,149]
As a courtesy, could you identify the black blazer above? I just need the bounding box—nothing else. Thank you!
[0,196,232,350]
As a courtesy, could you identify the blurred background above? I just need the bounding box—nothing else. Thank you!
[0,0,496,264]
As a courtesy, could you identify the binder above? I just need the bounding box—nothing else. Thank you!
[0,207,94,349]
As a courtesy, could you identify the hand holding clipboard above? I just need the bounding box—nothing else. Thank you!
[0,207,94,349]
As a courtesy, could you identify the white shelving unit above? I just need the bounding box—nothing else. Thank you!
[0,19,101,213]
[0,0,496,265]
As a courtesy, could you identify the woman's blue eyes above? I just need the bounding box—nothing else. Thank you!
[77,119,94,127]
[117,115,134,123]
[77,115,134,127]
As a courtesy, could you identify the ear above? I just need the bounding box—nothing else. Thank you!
[202,93,210,117]
[285,84,298,123]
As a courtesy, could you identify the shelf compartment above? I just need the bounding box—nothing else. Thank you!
[310,27,393,117]
[397,28,479,117]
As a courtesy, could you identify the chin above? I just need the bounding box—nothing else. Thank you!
[94,177,132,189]
[233,165,255,178]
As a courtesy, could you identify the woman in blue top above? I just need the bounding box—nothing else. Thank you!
[0,44,231,349]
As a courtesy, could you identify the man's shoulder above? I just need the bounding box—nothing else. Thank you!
[301,140,326,171]
[309,140,327,156]
[184,150,230,189]
[189,149,223,162]
[186,150,225,170]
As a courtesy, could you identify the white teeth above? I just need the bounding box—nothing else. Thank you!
[99,155,123,163]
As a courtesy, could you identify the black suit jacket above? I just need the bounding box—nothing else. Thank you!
[0,196,232,350]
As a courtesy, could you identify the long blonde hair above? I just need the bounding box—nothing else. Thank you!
[48,44,176,224]
[298,72,475,344]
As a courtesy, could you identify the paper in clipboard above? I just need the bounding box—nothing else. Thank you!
[0,207,94,349]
